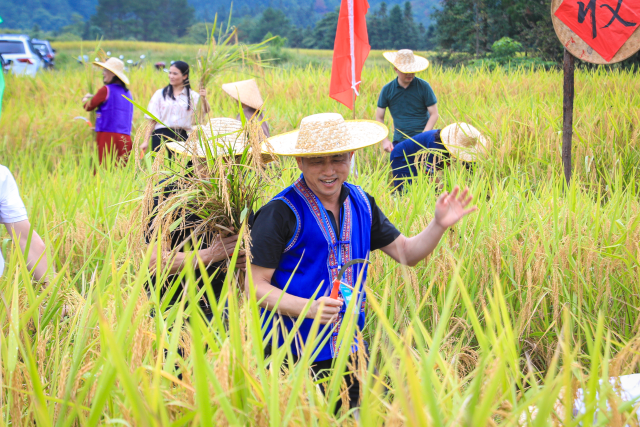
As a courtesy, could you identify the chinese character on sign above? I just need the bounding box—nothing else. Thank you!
[555,0,640,61]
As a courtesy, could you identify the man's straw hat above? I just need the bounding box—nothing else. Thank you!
[93,57,130,85]
[267,113,388,157]
[383,49,429,73]
[221,79,264,110]
[167,118,256,158]
[440,123,490,162]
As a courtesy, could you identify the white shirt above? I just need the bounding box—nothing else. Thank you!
[0,165,28,276]
[145,87,201,131]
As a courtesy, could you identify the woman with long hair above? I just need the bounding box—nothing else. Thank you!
[82,58,134,164]
[141,61,210,153]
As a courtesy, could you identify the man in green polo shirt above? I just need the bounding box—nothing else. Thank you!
[375,49,438,152]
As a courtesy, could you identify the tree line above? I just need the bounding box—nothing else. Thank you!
[237,2,429,51]
[16,0,640,67]
[49,0,431,51]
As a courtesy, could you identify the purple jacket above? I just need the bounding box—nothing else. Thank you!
[95,84,133,135]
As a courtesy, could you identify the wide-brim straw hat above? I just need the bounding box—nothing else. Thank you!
[167,118,273,162]
[440,123,490,162]
[221,79,264,110]
[93,57,130,85]
[383,49,429,73]
[267,113,388,157]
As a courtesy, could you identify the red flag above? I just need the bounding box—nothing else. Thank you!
[329,0,370,110]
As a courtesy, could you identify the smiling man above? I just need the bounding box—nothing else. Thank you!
[376,49,440,191]
[248,113,477,411]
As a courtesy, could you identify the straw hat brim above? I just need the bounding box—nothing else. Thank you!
[383,52,430,73]
[93,61,130,85]
[221,80,264,110]
[166,140,275,163]
[267,120,388,157]
[440,123,490,163]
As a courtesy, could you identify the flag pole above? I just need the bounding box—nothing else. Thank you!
[352,88,356,119]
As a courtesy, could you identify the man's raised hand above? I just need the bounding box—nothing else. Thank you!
[434,186,477,229]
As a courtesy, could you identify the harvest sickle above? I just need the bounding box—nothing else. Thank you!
[330,258,371,299]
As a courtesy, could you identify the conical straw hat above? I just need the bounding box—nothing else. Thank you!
[440,123,490,162]
[382,49,429,73]
[267,113,388,157]
[167,118,271,159]
[221,79,264,110]
[93,57,130,85]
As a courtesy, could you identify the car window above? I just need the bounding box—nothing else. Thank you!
[27,41,44,59]
[0,40,26,54]
[33,43,47,55]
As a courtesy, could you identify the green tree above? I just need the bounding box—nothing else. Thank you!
[401,1,420,50]
[185,22,215,45]
[306,8,339,49]
[368,2,390,50]
[387,5,404,49]
[288,25,305,48]
[92,0,193,41]
[249,8,292,43]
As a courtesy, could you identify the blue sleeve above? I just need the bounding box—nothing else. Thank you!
[377,85,389,109]
[423,82,437,108]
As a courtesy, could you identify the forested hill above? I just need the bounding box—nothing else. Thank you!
[0,0,436,32]
[191,0,436,27]
[0,0,96,31]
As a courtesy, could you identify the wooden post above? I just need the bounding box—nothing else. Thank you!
[562,48,575,186]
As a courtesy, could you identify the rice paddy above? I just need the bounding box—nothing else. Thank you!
[1,41,640,425]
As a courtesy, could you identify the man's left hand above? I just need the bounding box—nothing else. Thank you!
[434,186,477,229]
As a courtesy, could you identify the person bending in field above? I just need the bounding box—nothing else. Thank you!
[141,61,210,156]
[221,79,270,138]
[82,58,134,165]
[0,165,50,282]
[144,118,247,321]
[248,112,477,413]
[375,50,439,190]
[389,123,491,191]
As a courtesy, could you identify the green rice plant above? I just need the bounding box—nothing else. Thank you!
[193,12,273,122]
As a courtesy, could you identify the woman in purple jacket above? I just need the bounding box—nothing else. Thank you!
[82,58,134,165]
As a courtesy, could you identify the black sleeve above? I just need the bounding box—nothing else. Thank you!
[366,193,401,251]
[249,200,296,268]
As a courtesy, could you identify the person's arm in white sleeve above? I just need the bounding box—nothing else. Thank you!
[0,166,50,283]
[5,220,49,282]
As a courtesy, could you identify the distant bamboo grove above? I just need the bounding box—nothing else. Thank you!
[1,43,640,425]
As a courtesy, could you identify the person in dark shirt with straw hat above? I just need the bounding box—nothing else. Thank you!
[145,118,250,320]
[222,79,270,138]
[248,112,477,412]
[375,49,441,190]
[82,57,134,164]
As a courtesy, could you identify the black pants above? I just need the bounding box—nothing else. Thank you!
[264,345,364,412]
[151,127,189,154]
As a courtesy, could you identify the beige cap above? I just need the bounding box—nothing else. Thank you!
[440,123,490,162]
[383,49,429,73]
[93,57,130,85]
[221,79,264,110]
[266,113,388,157]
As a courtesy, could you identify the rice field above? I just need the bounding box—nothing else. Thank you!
[1,41,640,425]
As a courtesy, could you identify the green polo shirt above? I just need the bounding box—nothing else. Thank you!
[377,77,437,142]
